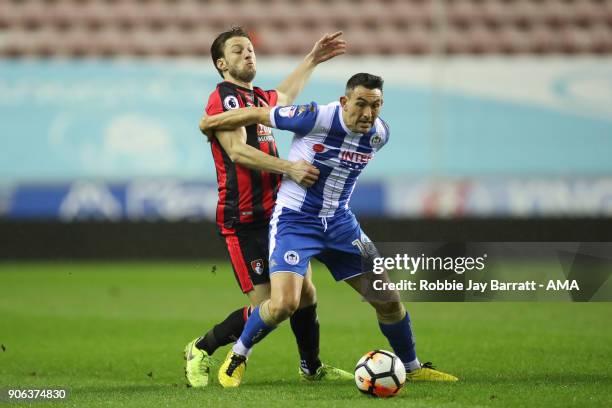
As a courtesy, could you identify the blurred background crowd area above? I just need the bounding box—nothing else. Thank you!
[1,1,612,258]
[1,0,612,57]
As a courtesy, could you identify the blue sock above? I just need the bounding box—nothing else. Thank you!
[378,312,418,369]
[234,306,276,353]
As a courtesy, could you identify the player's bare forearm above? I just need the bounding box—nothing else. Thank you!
[275,56,317,106]
[216,128,289,175]
[232,145,319,187]
[199,107,271,134]
[275,32,346,106]
[231,143,291,174]
[216,128,319,187]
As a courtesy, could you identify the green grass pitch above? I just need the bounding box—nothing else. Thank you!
[1,261,611,407]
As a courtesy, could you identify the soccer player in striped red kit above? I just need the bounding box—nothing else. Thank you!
[184,27,352,387]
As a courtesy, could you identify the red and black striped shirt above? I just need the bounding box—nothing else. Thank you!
[205,81,281,235]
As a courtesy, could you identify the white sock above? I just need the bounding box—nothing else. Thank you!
[404,358,421,373]
[232,340,252,357]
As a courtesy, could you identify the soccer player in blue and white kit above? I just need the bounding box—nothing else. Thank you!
[202,73,458,387]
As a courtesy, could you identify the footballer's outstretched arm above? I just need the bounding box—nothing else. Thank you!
[199,107,272,134]
[274,31,346,106]
[213,126,319,187]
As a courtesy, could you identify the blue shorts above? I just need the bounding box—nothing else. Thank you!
[269,206,375,281]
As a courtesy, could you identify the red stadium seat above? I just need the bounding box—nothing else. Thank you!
[401,24,432,54]
[444,25,473,54]
[390,0,433,27]
[510,0,541,28]
[529,24,559,54]
[447,0,482,29]
[2,0,612,57]
[465,24,498,54]
[498,24,532,54]
[573,0,603,26]
[0,2,19,29]
[540,0,572,28]
[481,1,506,29]
[590,23,612,53]
[559,25,594,54]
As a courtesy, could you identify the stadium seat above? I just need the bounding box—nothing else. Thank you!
[498,24,532,54]
[530,24,559,54]
[2,0,612,57]
[402,24,433,54]
[447,0,482,29]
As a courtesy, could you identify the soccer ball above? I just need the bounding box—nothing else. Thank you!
[354,350,406,398]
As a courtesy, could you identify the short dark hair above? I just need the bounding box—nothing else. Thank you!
[345,73,384,95]
[210,26,252,78]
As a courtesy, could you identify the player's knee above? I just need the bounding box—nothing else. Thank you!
[269,296,300,323]
[247,284,271,307]
[374,301,406,324]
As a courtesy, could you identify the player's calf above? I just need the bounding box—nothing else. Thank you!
[373,300,405,325]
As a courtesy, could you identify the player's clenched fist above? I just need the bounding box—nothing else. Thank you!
[288,159,320,187]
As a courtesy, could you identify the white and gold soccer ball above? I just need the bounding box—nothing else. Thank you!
[354,350,406,398]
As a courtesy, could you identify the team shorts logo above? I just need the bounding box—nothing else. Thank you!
[352,232,379,259]
[251,259,264,275]
[278,106,297,118]
[284,250,300,265]
[223,95,239,110]
[370,133,382,148]
[360,232,372,243]
[312,143,325,153]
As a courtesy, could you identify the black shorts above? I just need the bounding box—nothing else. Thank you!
[222,225,270,293]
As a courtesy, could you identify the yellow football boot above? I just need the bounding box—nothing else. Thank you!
[407,362,458,382]
[184,338,212,388]
[299,364,353,382]
[218,350,248,388]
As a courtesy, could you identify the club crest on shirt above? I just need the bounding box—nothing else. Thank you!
[223,95,239,110]
[251,259,264,275]
[370,133,382,148]
[284,250,300,265]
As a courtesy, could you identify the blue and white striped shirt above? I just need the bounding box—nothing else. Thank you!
[269,101,390,217]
